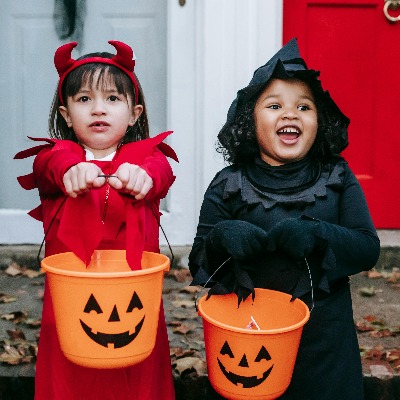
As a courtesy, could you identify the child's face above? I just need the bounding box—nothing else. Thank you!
[254,79,318,166]
[59,71,142,158]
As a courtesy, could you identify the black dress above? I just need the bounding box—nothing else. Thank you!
[189,156,380,400]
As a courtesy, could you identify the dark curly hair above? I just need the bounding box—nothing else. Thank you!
[48,52,149,143]
[217,77,348,165]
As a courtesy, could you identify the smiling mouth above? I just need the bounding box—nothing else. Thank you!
[277,126,301,141]
[217,358,274,388]
[79,316,145,348]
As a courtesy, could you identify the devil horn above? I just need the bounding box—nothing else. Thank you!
[109,40,136,71]
[54,42,78,77]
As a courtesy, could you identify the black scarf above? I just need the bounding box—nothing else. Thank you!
[244,156,321,195]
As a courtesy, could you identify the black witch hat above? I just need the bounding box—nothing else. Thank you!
[225,38,350,154]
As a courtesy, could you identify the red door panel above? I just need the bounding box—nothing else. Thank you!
[283,0,400,228]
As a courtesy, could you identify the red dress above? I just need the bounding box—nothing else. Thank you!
[15,132,178,400]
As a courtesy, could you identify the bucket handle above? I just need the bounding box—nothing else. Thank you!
[36,196,174,269]
[194,256,315,313]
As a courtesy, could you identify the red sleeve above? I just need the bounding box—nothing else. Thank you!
[33,145,83,195]
[140,148,176,201]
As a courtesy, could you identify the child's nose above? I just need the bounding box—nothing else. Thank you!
[91,99,107,115]
[282,108,298,120]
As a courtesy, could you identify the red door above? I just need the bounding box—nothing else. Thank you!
[283,0,400,228]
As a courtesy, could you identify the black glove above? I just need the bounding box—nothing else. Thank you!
[267,217,319,260]
[207,220,268,260]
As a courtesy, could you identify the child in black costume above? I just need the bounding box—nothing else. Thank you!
[188,39,380,399]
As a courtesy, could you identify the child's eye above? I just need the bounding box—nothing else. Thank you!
[267,104,280,110]
[108,95,120,102]
[298,104,311,111]
[78,96,90,102]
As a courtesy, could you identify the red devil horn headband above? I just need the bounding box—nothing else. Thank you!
[54,40,139,105]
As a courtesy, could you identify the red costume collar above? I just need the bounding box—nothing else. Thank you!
[54,40,139,105]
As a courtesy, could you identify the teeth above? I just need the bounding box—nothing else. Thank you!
[278,127,299,133]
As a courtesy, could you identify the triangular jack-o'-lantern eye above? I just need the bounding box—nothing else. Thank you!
[255,346,272,362]
[126,292,143,312]
[84,294,103,314]
[220,341,234,358]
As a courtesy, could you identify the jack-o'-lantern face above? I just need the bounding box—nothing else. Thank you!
[217,341,274,388]
[79,292,145,348]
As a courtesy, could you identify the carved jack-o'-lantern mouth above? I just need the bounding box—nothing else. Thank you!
[80,292,145,348]
[217,341,274,388]
[79,317,145,348]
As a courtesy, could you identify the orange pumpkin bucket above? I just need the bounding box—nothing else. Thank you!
[198,288,310,400]
[41,250,169,369]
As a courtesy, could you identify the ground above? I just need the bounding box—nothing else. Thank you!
[0,246,399,399]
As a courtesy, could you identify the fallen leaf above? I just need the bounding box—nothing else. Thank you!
[7,329,26,340]
[24,318,41,328]
[172,300,195,308]
[180,286,201,294]
[0,337,38,365]
[170,347,195,358]
[5,263,22,277]
[168,269,192,283]
[0,311,28,324]
[370,329,395,338]
[364,315,384,325]
[173,323,193,335]
[22,269,43,278]
[386,350,400,363]
[358,286,376,297]
[355,320,374,332]
[0,293,17,303]
[367,270,382,279]
[173,356,207,376]
[363,345,385,360]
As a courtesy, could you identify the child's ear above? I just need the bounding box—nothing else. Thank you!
[59,106,73,127]
[129,105,143,126]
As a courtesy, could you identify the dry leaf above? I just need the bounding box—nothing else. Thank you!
[367,270,382,279]
[364,315,384,325]
[0,293,17,303]
[7,329,26,340]
[173,323,193,335]
[22,268,42,278]
[24,318,41,328]
[180,286,201,294]
[168,269,192,283]
[172,299,195,308]
[358,286,375,297]
[170,347,195,358]
[5,262,22,277]
[173,356,207,376]
[1,311,28,324]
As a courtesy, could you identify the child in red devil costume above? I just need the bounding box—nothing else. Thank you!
[15,40,178,399]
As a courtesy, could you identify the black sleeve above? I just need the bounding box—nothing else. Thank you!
[311,165,380,282]
[188,173,236,279]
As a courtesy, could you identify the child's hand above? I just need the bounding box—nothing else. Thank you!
[63,162,106,198]
[109,162,153,200]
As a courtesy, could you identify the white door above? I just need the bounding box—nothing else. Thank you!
[0,0,196,245]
